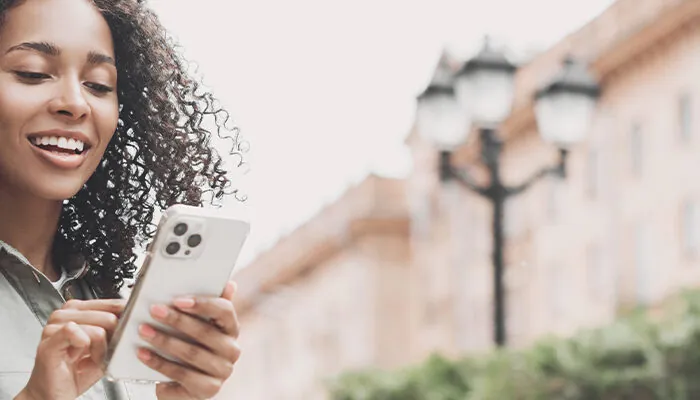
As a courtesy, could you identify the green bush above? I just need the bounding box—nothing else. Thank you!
[329,290,700,400]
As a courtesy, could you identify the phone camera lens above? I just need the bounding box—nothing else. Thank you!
[165,242,180,255]
[187,234,202,248]
[174,223,188,236]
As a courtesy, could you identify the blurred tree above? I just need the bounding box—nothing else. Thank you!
[329,290,700,400]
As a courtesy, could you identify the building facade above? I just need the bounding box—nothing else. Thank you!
[219,0,700,398]
[221,177,412,399]
[406,0,700,355]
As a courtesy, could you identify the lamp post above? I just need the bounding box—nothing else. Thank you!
[417,41,601,348]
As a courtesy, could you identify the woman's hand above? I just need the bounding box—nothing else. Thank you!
[16,299,126,400]
[138,281,242,400]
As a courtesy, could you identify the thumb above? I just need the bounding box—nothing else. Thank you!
[44,322,91,363]
[221,280,237,301]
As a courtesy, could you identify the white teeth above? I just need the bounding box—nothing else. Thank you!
[33,136,86,152]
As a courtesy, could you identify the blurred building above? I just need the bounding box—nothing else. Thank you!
[220,0,700,398]
[223,176,411,399]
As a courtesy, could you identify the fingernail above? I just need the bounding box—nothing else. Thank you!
[150,304,169,319]
[139,324,157,339]
[173,297,196,309]
[137,348,152,361]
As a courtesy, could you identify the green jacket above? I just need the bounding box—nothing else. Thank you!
[0,242,156,400]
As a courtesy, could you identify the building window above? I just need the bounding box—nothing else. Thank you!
[410,186,433,240]
[549,263,568,319]
[546,180,563,222]
[505,198,524,237]
[319,330,340,372]
[630,123,643,175]
[506,287,527,341]
[679,92,693,142]
[586,243,610,300]
[634,223,655,305]
[421,265,439,325]
[586,149,599,199]
[423,299,439,325]
[587,243,601,296]
[261,332,275,376]
[682,200,700,257]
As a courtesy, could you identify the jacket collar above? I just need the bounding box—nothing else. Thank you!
[0,240,90,298]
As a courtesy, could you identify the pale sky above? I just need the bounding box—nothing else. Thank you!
[148,0,615,266]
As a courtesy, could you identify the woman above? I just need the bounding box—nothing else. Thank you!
[0,0,244,399]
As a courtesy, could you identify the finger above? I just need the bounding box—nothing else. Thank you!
[139,324,235,380]
[48,309,119,337]
[75,356,102,376]
[41,323,62,340]
[76,356,99,372]
[171,296,238,337]
[138,348,224,399]
[81,325,108,365]
[155,382,191,399]
[63,299,127,316]
[221,281,236,301]
[63,323,92,363]
[44,323,108,364]
[219,282,241,337]
[43,322,91,363]
[149,305,240,362]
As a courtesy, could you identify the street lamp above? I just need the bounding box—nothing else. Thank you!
[416,55,470,150]
[416,41,600,348]
[454,38,517,127]
[535,56,601,148]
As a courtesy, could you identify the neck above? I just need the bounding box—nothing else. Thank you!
[0,187,62,281]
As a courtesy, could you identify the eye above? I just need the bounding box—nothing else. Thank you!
[14,71,51,81]
[84,82,114,94]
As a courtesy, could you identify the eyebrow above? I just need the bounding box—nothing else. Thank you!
[6,41,59,56]
[5,41,116,66]
[87,51,116,66]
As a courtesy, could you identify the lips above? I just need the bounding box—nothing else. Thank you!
[31,135,86,154]
[26,130,94,170]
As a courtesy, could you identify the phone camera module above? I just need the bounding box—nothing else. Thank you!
[187,234,202,248]
[173,223,188,236]
[165,242,181,255]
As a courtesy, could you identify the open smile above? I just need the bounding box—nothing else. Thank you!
[27,132,94,170]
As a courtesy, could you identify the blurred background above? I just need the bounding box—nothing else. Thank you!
[149,0,700,398]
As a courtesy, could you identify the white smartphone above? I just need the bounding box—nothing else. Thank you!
[104,204,250,383]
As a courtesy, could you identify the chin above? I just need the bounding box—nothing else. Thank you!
[37,186,85,202]
[28,177,90,203]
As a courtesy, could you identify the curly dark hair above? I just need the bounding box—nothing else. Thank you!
[0,0,248,297]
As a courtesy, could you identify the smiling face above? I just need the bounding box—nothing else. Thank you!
[0,0,119,201]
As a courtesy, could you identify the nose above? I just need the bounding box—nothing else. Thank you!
[48,77,91,122]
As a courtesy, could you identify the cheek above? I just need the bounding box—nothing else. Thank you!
[93,99,119,146]
[0,80,43,137]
